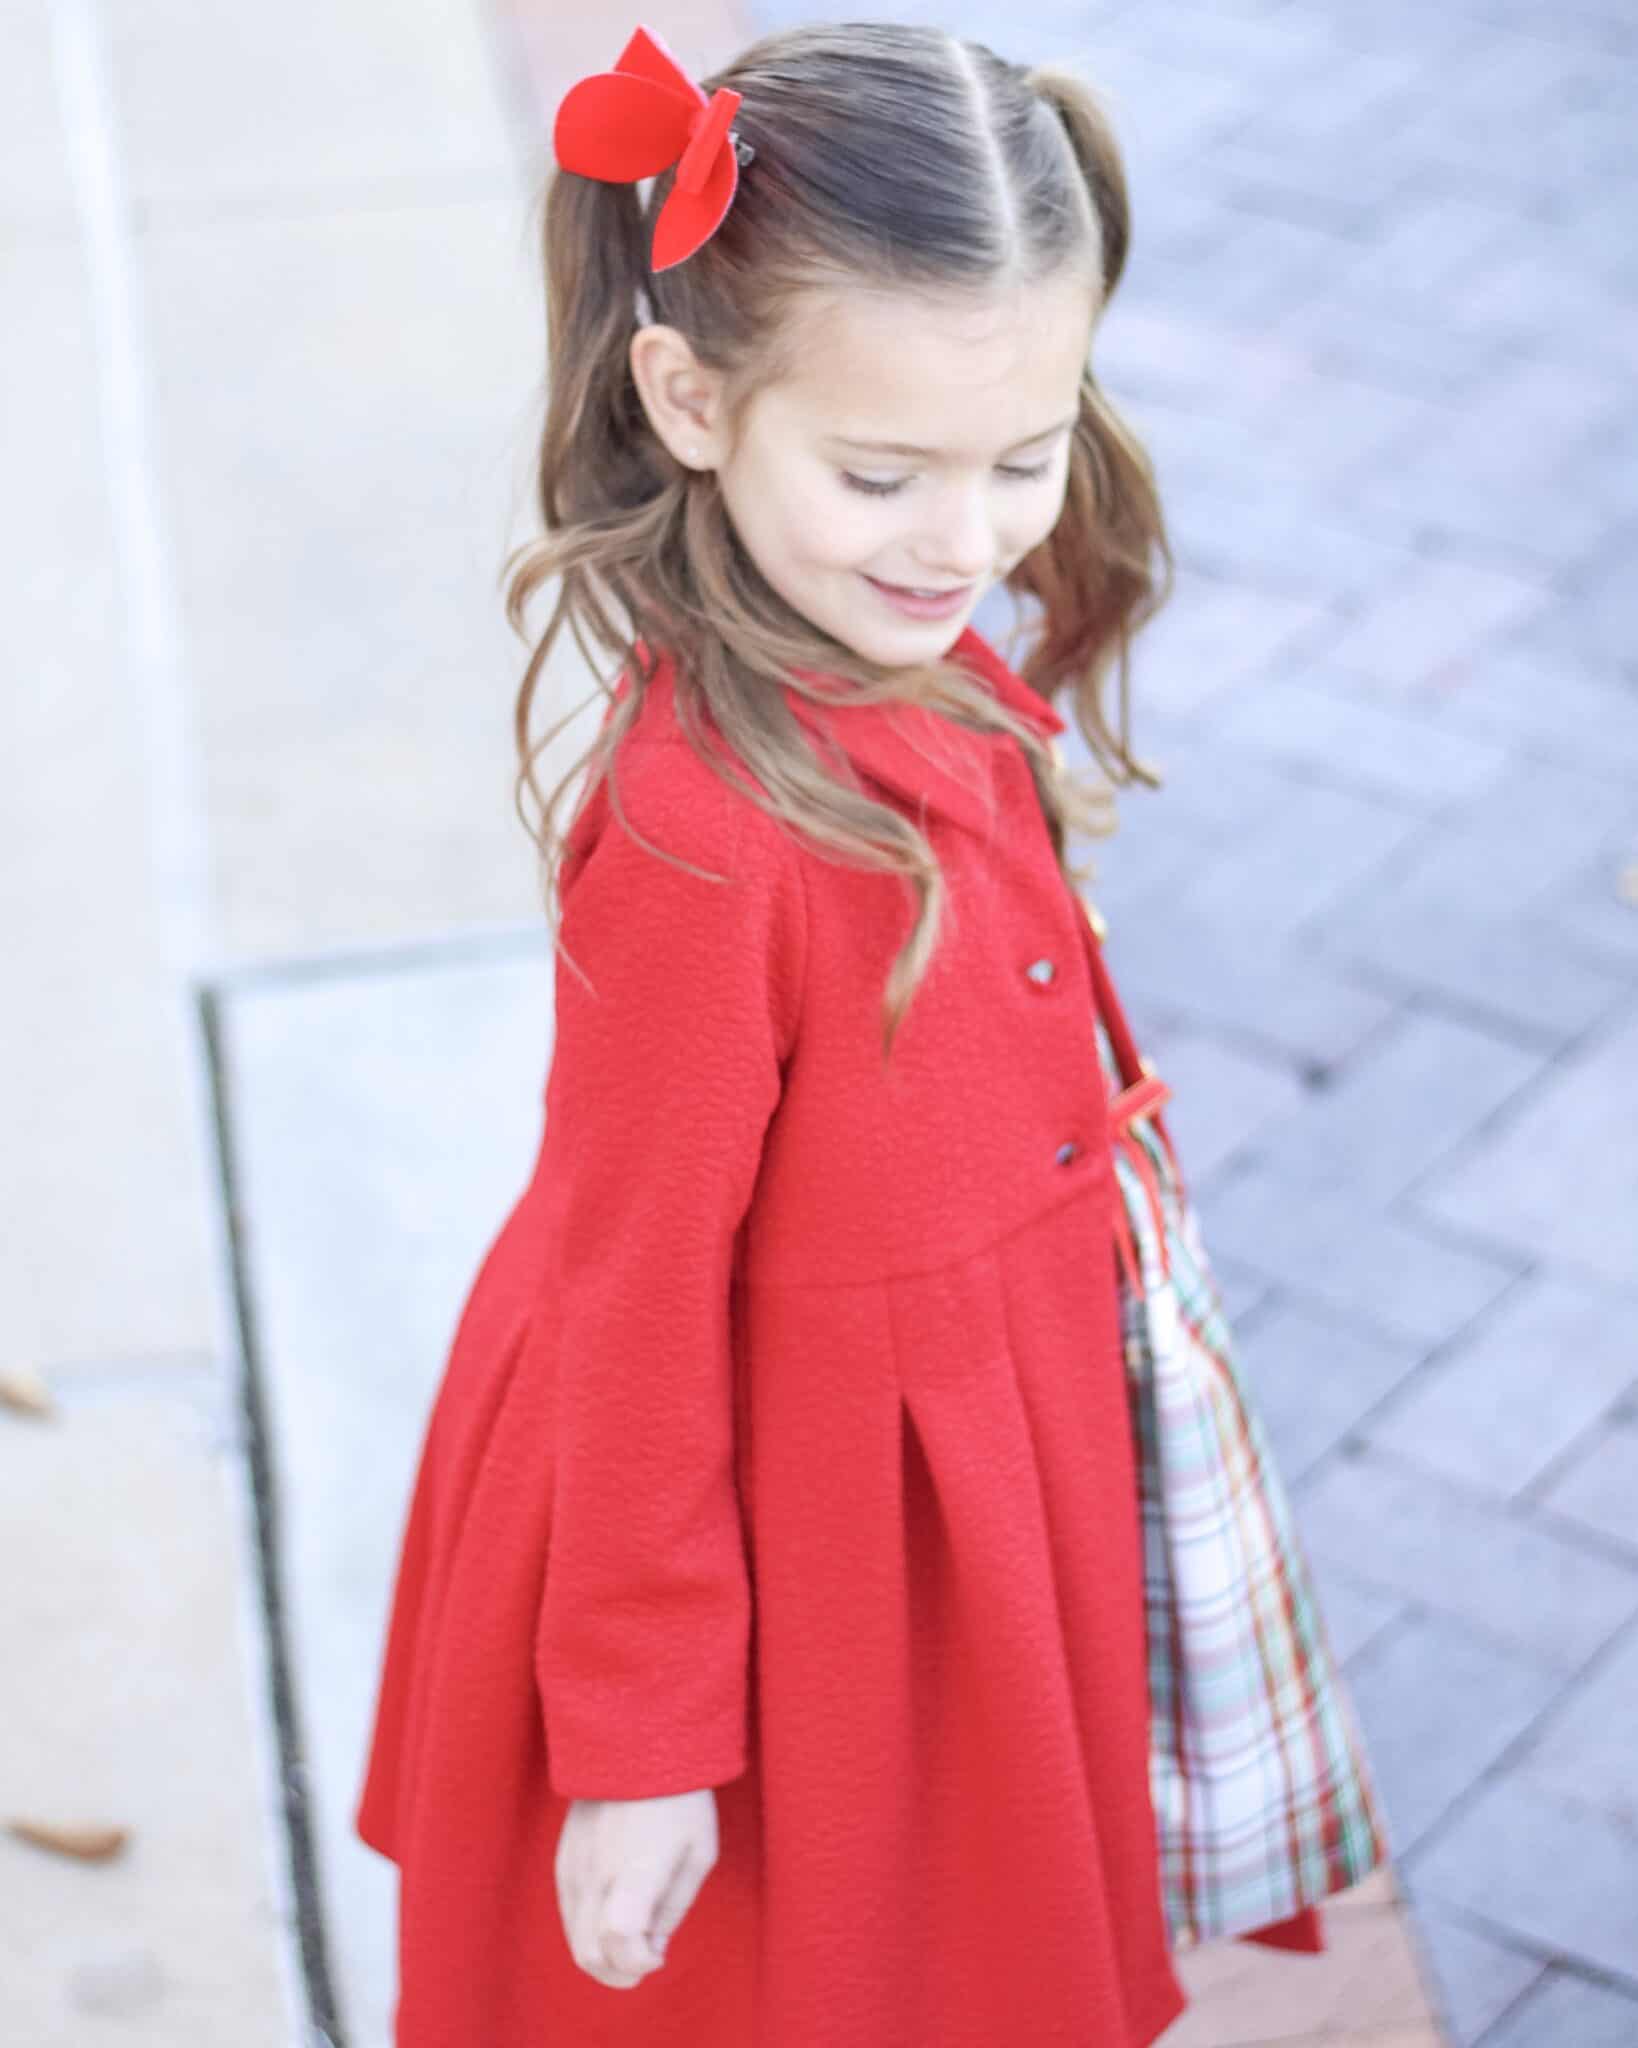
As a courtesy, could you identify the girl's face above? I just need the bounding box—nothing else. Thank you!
[717,275,1097,667]
[633,271,1099,669]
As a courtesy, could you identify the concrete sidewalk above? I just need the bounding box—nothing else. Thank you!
[5,0,1633,2043]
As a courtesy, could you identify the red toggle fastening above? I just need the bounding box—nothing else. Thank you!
[1109,1074,1172,1128]
[1106,1070,1186,1296]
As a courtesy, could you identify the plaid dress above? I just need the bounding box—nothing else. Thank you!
[1088,921,1392,1950]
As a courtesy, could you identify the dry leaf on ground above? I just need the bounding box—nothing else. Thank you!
[5,1819,131,1861]
[0,1364,56,1418]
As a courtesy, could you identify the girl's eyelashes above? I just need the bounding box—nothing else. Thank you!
[840,459,1055,498]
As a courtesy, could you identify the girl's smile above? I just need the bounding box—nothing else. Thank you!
[860,574,976,621]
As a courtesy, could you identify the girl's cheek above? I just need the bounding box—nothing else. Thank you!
[1021,482,1071,551]
[777,471,836,540]
[815,499,893,566]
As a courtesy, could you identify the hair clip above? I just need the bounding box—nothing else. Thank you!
[552,24,751,272]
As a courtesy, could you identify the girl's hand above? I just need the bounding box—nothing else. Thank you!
[556,1788,720,1989]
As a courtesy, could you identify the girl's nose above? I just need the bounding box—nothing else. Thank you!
[913,481,995,581]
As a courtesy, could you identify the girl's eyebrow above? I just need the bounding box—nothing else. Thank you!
[828,415,1076,459]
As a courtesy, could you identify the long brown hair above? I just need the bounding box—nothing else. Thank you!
[504,21,1173,1058]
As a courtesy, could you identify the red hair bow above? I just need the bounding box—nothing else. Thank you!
[552,25,751,272]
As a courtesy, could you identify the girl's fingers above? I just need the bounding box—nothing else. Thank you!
[570,1865,626,1983]
[645,1838,707,1954]
[559,1814,639,1986]
[600,1856,677,1976]
[600,1925,663,1977]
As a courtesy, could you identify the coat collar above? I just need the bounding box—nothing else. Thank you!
[781,626,1066,842]
[625,626,1065,842]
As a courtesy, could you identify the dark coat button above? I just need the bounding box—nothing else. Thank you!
[1054,1140,1079,1166]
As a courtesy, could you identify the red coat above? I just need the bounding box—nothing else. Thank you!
[354,624,1322,2045]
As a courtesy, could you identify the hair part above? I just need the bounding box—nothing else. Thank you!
[504,21,1173,1061]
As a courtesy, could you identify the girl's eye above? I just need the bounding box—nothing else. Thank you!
[840,460,1054,497]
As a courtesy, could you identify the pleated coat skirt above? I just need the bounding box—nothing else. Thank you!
[354,626,1319,2045]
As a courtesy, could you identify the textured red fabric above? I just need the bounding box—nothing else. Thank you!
[354,626,1322,2044]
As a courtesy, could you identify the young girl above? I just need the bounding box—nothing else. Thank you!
[354,20,1328,2044]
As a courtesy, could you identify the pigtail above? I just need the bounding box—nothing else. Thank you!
[539,171,661,532]
[510,168,666,677]
[1011,63,1173,796]
[504,166,692,953]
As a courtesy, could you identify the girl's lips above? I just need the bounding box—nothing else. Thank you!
[862,574,974,621]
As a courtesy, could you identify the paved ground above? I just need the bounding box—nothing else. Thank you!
[2,0,1633,2043]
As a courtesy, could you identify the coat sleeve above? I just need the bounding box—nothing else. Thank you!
[533,738,804,1800]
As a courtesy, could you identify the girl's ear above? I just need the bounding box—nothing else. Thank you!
[628,324,730,471]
